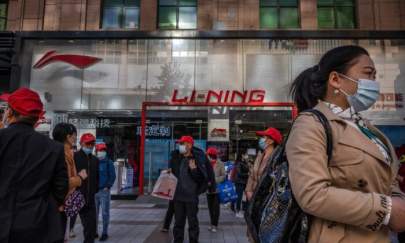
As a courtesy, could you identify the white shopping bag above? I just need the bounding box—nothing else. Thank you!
[151,170,178,200]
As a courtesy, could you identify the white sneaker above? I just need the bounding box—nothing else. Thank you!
[211,226,217,233]
[236,212,244,218]
[208,226,212,231]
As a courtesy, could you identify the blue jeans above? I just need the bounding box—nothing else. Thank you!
[95,190,111,235]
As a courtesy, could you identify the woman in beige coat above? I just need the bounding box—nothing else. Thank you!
[287,45,405,243]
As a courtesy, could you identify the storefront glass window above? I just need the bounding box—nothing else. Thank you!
[21,38,405,195]
[260,0,299,29]
[102,0,140,30]
[0,1,8,30]
[158,0,197,29]
[318,0,355,29]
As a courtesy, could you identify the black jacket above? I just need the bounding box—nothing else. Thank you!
[169,147,213,202]
[0,122,68,243]
[74,150,99,208]
[235,159,250,185]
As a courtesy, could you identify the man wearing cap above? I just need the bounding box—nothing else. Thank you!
[245,127,282,202]
[94,143,116,242]
[75,133,99,243]
[169,136,212,243]
[0,88,69,243]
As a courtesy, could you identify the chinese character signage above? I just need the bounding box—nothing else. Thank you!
[137,125,171,138]
[53,114,111,129]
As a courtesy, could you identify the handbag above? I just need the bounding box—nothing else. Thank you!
[217,179,238,204]
[245,109,333,243]
[64,189,86,218]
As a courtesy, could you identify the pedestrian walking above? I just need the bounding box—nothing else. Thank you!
[52,123,88,242]
[245,127,282,201]
[206,147,226,233]
[161,200,175,232]
[287,45,405,242]
[169,136,210,243]
[75,133,99,243]
[95,143,116,242]
[0,88,69,243]
[233,151,250,218]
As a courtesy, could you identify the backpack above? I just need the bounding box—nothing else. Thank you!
[245,109,333,243]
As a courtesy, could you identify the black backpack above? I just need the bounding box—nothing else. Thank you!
[245,109,333,243]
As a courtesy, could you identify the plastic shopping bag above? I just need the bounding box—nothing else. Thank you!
[218,180,238,204]
[151,170,178,200]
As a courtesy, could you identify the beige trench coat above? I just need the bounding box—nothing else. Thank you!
[286,102,402,243]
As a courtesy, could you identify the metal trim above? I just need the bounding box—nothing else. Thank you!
[15,30,405,40]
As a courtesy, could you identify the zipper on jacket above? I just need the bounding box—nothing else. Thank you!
[87,155,90,203]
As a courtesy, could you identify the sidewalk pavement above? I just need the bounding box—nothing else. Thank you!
[69,195,249,243]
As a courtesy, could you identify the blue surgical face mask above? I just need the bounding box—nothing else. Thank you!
[82,147,93,155]
[179,145,187,154]
[258,137,267,150]
[97,151,107,160]
[338,73,380,113]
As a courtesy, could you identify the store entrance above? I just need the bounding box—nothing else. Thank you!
[140,102,297,195]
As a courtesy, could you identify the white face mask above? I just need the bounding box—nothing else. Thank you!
[97,151,107,160]
[179,145,187,154]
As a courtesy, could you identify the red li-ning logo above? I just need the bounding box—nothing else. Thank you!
[171,89,266,104]
[33,50,102,69]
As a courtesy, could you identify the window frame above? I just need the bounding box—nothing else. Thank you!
[101,0,141,30]
[157,0,198,30]
[0,0,8,31]
[317,0,357,29]
[259,0,300,29]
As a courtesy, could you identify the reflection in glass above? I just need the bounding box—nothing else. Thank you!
[280,8,299,28]
[124,8,140,29]
[260,8,277,29]
[103,7,121,29]
[159,7,177,29]
[179,7,197,29]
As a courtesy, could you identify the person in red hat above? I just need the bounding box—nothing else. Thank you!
[74,133,99,243]
[167,135,213,243]
[205,147,226,233]
[94,142,116,242]
[0,88,69,243]
[245,127,282,202]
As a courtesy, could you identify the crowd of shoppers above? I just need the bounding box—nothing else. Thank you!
[3,45,405,243]
[0,87,116,243]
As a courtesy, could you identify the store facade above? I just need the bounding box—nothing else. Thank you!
[15,31,405,196]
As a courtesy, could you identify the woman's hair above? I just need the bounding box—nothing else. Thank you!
[290,45,369,112]
[52,123,77,143]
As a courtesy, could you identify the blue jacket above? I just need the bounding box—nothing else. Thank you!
[98,158,116,190]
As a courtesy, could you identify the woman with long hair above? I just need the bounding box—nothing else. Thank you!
[287,45,405,242]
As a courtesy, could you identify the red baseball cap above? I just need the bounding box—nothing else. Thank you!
[80,133,96,144]
[95,143,107,151]
[176,136,194,145]
[256,127,283,145]
[206,147,218,156]
[0,88,44,118]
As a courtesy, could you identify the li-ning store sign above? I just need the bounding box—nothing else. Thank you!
[171,89,266,104]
